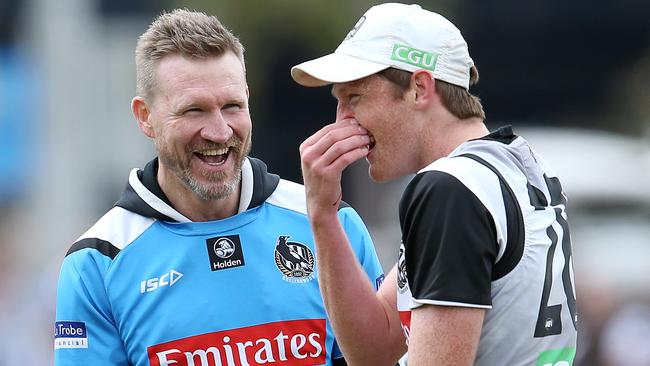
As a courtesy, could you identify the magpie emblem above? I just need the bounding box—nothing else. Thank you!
[274,235,315,283]
[397,242,408,292]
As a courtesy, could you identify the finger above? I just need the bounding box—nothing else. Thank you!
[301,133,368,176]
[302,123,369,163]
[327,142,369,172]
[318,133,370,167]
[300,119,365,153]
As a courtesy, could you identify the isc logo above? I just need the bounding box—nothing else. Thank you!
[140,270,183,293]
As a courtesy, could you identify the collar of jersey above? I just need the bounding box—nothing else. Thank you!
[155,204,265,236]
[114,157,280,223]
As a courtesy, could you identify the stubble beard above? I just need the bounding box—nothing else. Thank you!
[157,135,251,201]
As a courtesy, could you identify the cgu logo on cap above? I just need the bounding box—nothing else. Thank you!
[391,44,438,71]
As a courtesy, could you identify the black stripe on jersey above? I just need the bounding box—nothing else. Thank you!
[528,175,566,209]
[527,182,548,209]
[399,170,497,306]
[544,175,567,206]
[459,153,525,280]
[66,238,120,259]
[246,157,281,209]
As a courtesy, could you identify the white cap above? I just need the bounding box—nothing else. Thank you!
[291,3,474,89]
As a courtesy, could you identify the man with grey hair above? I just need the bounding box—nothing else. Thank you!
[294,3,577,365]
[54,9,384,366]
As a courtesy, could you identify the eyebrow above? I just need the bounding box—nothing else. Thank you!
[331,82,361,100]
[173,90,247,110]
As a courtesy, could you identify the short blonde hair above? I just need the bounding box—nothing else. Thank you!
[379,66,485,120]
[135,9,245,100]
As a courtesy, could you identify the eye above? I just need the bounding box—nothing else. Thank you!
[182,107,203,115]
[223,102,247,111]
[349,94,360,104]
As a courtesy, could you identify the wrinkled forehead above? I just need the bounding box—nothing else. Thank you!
[149,53,248,107]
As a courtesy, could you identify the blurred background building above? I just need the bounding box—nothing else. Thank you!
[0,0,648,364]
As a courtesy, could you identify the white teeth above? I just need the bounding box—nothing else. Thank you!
[199,148,229,156]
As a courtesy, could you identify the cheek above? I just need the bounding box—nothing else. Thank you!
[155,123,196,156]
[233,114,252,139]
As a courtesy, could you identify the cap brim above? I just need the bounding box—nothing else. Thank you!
[291,53,390,87]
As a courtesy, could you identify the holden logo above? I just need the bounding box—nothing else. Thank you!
[206,235,246,271]
[214,237,236,259]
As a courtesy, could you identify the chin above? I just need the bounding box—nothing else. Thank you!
[187,174,239,201]
[368,166,390,183]
[368,162,411,182]
[194,184,235,201]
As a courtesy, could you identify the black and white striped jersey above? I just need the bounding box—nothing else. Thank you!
[396,126,577,365]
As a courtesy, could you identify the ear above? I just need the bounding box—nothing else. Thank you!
[411,70,437,109]
[131,96,155,138]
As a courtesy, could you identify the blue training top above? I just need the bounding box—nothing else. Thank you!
[55,157,384,366]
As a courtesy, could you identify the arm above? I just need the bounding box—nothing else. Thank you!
[313,216,405,366]
[407,305,485,366]
[301,120,406,365]
[55,246,128,366]
[398,169,499,365]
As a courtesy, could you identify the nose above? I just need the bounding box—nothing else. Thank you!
[336,102,354,122]
[200,111,233,143]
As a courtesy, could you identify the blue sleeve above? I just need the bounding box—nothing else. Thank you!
[55,249,128,365]
[338,206,385,290]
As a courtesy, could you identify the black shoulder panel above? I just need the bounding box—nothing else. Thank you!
[399,170,497,306]
[65,238,121,259]
[478,125,518,144]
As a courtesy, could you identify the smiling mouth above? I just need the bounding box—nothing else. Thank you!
[195,147,230,165]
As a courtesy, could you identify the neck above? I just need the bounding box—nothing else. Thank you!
[419,114,488,169]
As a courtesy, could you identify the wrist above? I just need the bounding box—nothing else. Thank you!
[307,206,340,227]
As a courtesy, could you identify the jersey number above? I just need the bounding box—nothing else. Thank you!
[533,176,578,337]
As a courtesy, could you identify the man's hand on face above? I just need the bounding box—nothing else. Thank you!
[299,119,370,217]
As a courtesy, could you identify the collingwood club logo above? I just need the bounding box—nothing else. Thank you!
[206,235,245,271]
[274,235,315,283]
[397,242,408,293]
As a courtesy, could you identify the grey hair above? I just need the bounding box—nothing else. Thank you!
[135,9,245,100]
